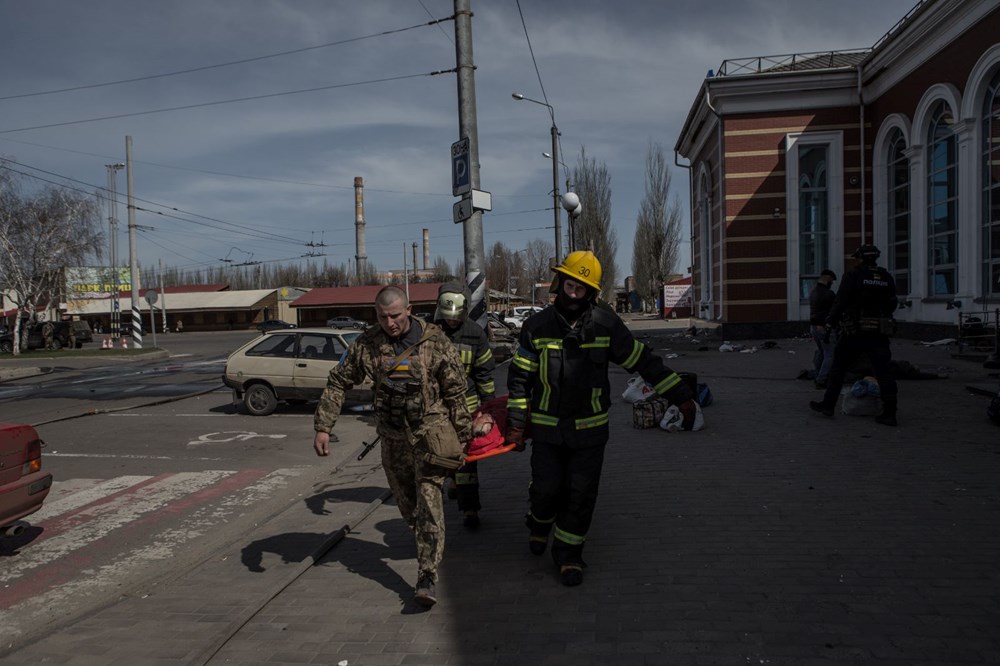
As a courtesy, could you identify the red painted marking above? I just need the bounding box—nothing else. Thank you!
[1,469,270,610]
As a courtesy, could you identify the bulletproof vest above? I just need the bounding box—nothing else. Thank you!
[851,265,895,334]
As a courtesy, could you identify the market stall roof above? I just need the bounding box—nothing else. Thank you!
[67,289,277,315]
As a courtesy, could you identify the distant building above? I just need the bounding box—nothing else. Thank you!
[675,0,1000,335]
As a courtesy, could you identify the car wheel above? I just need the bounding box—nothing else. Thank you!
[243,383,277,416]
[0,340,12,353]
[51,338,62,350]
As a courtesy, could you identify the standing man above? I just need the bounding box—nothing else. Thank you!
[313,285,473,607]
[433,282,495,530]
[67,319,77,350]
[810,244,899,425]
[41,318,55,350]
[808,269,838,388]
[506,251,699,587]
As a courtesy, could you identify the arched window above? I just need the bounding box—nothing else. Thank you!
[983,70,1000,297]
[798,144,828,299]
[698,168,713,308]
[927,101,957,296]
[887,128,910,295]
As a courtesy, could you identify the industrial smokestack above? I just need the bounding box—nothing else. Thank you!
[422,228,430,270]
[412,242,418,277]
[354,177,367,279]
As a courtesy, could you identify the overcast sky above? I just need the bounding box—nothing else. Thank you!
[1,0,918,286]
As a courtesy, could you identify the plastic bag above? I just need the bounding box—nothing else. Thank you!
[621,376,655,403]
[658,402,705,432]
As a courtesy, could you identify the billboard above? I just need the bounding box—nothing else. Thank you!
[65,267,132,299]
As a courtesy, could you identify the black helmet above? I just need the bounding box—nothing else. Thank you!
[852,244,881,260]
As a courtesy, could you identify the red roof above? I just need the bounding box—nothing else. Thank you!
[666,276,693,286]
[292,283,445,308]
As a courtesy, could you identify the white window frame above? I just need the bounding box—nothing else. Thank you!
[785,131,844,321]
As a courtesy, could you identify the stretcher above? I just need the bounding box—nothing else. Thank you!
[462,395,523,463]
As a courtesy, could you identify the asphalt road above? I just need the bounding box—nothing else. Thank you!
[0,329,382,647]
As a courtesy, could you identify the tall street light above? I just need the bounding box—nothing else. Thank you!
[513,92,562,264]
[105,162,125,339]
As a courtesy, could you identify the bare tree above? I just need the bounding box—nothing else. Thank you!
[430,255,454,282]
[524,238,553,305]
[570,147,618,294]
[632,142,683,311]
[0,163,102,354]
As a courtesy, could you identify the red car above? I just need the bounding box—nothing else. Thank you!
[0,423,53,537]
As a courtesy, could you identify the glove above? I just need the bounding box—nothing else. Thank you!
[506,425,526,452]
[677,399,698,431]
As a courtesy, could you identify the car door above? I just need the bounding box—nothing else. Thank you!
[292,332,352,396]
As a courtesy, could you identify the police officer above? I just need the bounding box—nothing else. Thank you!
[506,251,699,587]
[313,285,473,607]
[433,282,495,530]
[810,244,899,425]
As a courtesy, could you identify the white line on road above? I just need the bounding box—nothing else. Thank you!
[45,452,223,461]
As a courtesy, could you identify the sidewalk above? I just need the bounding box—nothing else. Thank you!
[4,327,999,665]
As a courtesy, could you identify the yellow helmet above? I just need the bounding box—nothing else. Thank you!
[435,291,466,320]
[552,250,602,291]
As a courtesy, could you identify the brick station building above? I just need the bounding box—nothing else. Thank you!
[675,0,1000,337]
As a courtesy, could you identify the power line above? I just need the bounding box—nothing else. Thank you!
[0,70,454,134]
[515,0,553,118]
[0,18,454,101]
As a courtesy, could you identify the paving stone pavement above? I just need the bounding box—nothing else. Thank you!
[4,329,999,666]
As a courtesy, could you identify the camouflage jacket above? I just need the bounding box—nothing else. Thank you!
[314,319,473,441]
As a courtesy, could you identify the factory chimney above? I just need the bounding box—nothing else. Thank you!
[354,177,367,279]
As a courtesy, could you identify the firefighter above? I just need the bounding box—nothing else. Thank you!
[505,251,699,586]
[810,244,899,425]
[433,282,495,529]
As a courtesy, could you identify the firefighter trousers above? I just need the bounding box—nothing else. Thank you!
[454,460,480,513]
[528,434,607,566]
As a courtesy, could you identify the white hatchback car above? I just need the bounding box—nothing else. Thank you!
[223,327,361,415]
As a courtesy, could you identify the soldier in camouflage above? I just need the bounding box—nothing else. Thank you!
[313,285,473,608]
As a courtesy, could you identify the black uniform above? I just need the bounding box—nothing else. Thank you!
[507,302,694,568]
[819,262,899,415]
[436,317,495,514]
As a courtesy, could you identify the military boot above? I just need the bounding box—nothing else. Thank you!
[809,400,835,417]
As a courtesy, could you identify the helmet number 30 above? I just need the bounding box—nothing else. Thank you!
[578,267,590,277]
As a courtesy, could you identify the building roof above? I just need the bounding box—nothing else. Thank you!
[119,284,229,298]
[715,49,870,78]
[292,283,444,308]
[67,289,277,315]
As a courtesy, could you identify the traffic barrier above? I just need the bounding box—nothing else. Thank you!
[121,337,128,350]
[102,337,109,349]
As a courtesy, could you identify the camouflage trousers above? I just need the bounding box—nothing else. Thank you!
[380,431,447,582]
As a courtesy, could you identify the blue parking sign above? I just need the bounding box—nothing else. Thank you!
[452,138,471,196]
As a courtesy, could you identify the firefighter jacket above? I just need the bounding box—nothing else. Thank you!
[827,264,898,336]
[436,318,496,412]
[507,303,695,448]
[314,318,473,442]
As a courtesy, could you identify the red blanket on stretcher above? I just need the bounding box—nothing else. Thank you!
[465,395,517,457]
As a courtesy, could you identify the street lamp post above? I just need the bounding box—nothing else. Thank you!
[513,93,562,263]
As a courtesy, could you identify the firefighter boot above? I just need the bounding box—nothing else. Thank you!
[551,541,587,587]
[525,514,552,556]
[875,397,898,427]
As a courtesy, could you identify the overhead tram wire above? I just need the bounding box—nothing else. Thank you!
[0,17,456,101]
[0,70,456,135]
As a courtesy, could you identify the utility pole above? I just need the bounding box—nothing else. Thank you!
[454,0,487,329]
[126,136,142,349]
[105,162,124,339]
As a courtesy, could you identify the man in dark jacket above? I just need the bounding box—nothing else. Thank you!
[808,269,837,388]
[506,251,698,587]
[434,282,495,529]
[810,244,899,425]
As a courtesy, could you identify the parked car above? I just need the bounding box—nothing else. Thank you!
[256,319,296,333]
[503,305,545,329]
[1,422,53,537]
[0,320,89,353]
[326,315,367,330]
[223,327,362,416]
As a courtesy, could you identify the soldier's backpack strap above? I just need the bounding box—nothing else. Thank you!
[385,328,436,372]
